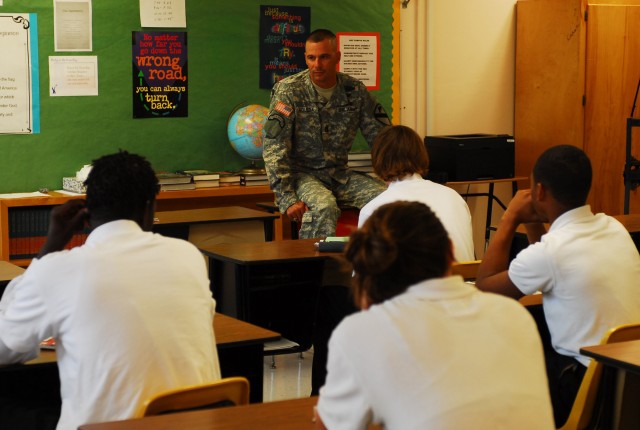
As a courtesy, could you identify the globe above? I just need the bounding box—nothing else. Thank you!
[227,104,269,174]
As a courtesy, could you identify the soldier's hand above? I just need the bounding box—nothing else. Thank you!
[286,201,308,223]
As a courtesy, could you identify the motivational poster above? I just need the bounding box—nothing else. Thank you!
[132,31,187,118]
[259,5,309,89]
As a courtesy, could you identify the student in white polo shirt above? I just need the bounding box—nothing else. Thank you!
[316,201,554,430]
[476,145,640,427]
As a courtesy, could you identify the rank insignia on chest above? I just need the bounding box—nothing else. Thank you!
[275,101,293,117]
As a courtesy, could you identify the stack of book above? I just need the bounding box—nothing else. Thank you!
[179,170,220,188]
[156,172,195,191]
[348,152,374,173]
[240,173,269,186]
[218,171,241,187]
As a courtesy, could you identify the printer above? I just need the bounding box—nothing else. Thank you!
[424,134,515,182]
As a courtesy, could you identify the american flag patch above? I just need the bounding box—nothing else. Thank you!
[275,101,293,117]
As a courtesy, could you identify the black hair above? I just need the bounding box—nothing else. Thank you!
[532,145,591,209]
[84,150,158,222]
[345,201,452,306]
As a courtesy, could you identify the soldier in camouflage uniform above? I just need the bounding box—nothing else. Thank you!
[263,29,391,239]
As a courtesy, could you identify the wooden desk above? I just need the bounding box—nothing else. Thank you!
[1,314,280,407]
[199,238,343,351]
[153,206,279,242]
[0,260,24,297]
[581,340,640,430]
[79,396,318,430]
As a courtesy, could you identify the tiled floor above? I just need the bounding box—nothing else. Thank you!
[262,348,313,402]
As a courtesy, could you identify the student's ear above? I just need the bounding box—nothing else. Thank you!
[141,199,156,231]
[534,182,546,202]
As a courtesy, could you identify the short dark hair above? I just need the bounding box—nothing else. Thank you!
[306,29,336,44]
[345,201,452,306]
[84,150,158,222]
[372,125,430,181]
[532,145,591,208]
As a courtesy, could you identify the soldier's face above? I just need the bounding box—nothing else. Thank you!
[305,39,341,89]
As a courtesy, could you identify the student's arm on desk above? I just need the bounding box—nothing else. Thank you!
[0,281,39,364]
[476,190,544,300]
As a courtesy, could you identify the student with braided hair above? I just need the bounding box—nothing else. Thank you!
[315,201,554,430]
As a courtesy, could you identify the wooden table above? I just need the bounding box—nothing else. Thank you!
[199,239,343,352]
[79,396,318,430]
[0,260,25,297]
[0,314,280,407]
[153,206,279,242]
[581,340,640,429]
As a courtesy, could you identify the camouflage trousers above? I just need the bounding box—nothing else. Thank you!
[295,172,386,239]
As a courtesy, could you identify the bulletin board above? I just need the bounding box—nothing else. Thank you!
[0,1,394,193]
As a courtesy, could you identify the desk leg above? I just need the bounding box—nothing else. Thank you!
[484,182,495,249]
[218,343,264,403]
[263,220,274,242]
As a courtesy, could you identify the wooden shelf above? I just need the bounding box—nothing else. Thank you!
[0,186,277,264]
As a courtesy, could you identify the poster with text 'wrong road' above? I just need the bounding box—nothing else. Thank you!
[132,31,187,118]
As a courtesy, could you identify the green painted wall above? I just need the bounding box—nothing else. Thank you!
[0,1,393,193]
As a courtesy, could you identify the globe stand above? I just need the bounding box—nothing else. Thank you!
[239,160,266,175]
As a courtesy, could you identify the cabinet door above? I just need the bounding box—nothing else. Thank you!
[515,0,587,178]
[584,4,640,214]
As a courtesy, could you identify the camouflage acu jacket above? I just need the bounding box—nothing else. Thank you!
[263,69,390,213]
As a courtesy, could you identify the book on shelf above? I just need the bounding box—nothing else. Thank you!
[178,170,220,181]
[194,179,220,188]
[156,172,193,185]
[351,165,375,173]
[8,206,89,260]
[240,173,269,186]
[160,182,197,191]
[347,159,373,167]
[347,151,371,161]
[240,178,270,186]
[218,171,242,185]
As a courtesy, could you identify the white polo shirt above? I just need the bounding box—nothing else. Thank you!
[317,276,555,430]
[0,220,221,430]
[509,205,640,366]
[358,174,475,262]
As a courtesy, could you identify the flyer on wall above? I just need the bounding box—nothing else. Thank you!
[0,13,40,134]
[132,31,188,118]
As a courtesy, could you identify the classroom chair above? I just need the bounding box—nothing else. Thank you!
[451,260,481,281]
[140,377,250,417]
[559,322,640,430]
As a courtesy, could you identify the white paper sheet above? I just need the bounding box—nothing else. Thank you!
[49,56,98,96]
[54,0,92,51]
[139,0,186,28]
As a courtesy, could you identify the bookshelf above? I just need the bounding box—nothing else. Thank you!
[0,186,275,266]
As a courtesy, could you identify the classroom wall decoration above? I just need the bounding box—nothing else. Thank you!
[0,1,393,194]
[259,5,310,89]
[132,31,187,118]
[0,13,40,134]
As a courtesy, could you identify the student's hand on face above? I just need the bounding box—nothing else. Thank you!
[504,190,542,225]
[38,200,89,258]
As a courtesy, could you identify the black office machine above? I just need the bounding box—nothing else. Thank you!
[424,134,515,182]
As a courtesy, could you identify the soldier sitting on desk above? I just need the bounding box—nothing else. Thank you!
[263,28,391,240]
[0,151,220,430]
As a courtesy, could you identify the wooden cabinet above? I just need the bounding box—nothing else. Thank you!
[0,186,276,266]
[515,0,640,214]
